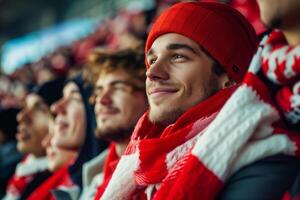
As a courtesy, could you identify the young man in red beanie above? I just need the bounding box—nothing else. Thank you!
[100,2,300,200]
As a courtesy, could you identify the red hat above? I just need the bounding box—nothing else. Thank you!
[145,2,257,83]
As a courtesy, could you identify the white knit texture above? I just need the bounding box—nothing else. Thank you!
[248,35,268,74]
[101,151,139,200]
[15,155,48,177]
[284,47,299,79]
[192,85,279,181]
[165,115,217,170]
[265,46,288,83]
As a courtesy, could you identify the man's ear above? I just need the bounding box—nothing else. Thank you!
[219,74,236,89]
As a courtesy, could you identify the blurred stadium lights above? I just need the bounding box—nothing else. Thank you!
[0,0,155,74]
[1,18,98,74]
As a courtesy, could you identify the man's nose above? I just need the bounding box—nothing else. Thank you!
[97,89,113,106]
[146,58,169,81]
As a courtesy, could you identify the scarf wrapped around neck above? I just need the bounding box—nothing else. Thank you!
[100,30,300,200]
[27,163,76,200]
[261,30,300,129]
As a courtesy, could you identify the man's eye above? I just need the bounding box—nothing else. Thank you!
[148,58,156,65]
[172,54,187,62]
[113,83,129,91]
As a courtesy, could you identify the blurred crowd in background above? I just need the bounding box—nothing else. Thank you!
[0,0,265,110]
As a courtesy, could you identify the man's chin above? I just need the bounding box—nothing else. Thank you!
[148,108,184,126]
[95,126,133,142]
[17,145,30,154]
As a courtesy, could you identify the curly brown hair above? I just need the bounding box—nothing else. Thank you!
[85,48,145,83]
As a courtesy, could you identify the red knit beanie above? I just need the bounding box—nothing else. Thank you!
[145,2,258,83]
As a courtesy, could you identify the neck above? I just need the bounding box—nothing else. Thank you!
[31,151,46,159]
[115,139,130,157]
[282,26,300,46]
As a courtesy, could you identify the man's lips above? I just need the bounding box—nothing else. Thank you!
[98,110,120,120]
[148,87,178,97]
[96,107,119,116]
[16,130,30,141]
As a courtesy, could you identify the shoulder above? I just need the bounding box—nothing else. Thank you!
[218,155,300,200]
[82,149,109,188]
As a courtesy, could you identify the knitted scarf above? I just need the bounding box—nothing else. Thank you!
[94,143,120,200]
[3,155,48,200]
[27,163,75,200]
[261,30,300,129]
[100,30,300,200]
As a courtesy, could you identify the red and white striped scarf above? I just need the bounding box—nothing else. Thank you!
[100,30,300,200]
[27,163,76,200]
[3,155,48,200]
[261,30,300,128]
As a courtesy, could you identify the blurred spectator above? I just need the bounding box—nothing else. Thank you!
[2,78,64,200]
[30,58,55,85]
[80,49,148,199]
[26,119,79,200]
[229,0,266,35]
[199,0,266,34]
[27,75,107,199]
[0,74,26,109]
[10,63,35,88]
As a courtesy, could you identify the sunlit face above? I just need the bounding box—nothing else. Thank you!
[51,82,86,150]
[43,121,78,172]
[94,69,147,141]
[257,0,300,29]
[16,94,50,157]
[146,33,223,125]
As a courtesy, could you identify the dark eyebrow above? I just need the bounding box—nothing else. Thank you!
[95,80,143,92]
[109,80,133,86]
[147,43,198,57]
[167,43,198,54]
[95,80,135,89]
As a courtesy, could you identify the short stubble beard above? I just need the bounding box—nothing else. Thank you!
[95,126,134,142]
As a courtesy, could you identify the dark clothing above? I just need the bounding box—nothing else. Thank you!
[282,169,300,200]
[218,155,300,200]
[0,140,23,198]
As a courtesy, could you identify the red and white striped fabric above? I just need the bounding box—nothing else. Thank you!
[3,155,48,200]
[27,163,76,200]
[99,30,300,200]
[260,30,300,127]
